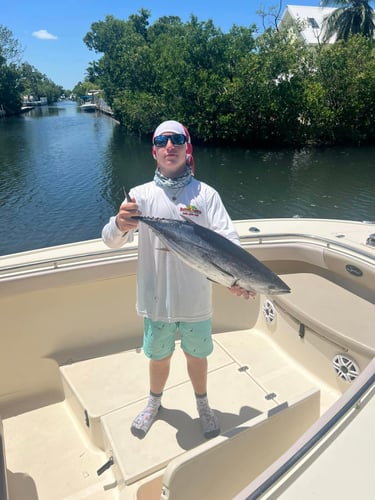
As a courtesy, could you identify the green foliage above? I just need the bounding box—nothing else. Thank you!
[2,11,375,147]
[20,63,63,103]
[113,90,164,135]
[321,1,375,42]
[84,11,259,142]
[83,10,375,146]
[0,55,24,114]
[0,24,23,63]
[0,24,64,115]
[0,25,24,114]
[72,81,101,99]
[224,28,314,145]
[309,35,375,144]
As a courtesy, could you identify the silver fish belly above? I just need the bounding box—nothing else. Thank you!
[134,217,291,295]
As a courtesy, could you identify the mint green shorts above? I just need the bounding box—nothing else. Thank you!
[143,318,213,360]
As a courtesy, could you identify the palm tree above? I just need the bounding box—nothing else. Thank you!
[320,0,375,42]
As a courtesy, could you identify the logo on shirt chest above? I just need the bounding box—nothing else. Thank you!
[180,205,202,217]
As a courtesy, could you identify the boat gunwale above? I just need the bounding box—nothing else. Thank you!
[0,230,374,282]
[241,233,375,261]
[233,356,375,500]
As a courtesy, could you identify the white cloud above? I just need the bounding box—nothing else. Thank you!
[32,29,58,40]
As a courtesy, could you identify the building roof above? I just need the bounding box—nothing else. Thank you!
[279,5,336,44]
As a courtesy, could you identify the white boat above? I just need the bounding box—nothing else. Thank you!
[80,102,97,112]
[1,218,374,499]
[80,90,102,112]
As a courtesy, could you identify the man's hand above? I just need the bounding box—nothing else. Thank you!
[228,285,256,300]
[115,198,140,233]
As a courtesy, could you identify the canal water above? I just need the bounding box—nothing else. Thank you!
[0,101,374,256]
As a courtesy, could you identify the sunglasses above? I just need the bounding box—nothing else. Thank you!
[153,134,186,147]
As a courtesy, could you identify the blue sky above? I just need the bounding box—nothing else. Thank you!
[1,1,320,90]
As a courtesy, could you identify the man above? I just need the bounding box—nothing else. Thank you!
[102,120,253,439]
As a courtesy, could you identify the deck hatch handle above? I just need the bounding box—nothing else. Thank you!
[265,392,277,400]
[238,365,249,372]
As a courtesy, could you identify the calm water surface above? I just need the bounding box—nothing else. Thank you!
[0,102,374,256]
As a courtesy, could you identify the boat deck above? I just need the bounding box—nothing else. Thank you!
[3,328,339,499]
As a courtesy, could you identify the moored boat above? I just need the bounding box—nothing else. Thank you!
[80,101,97,112]
[79,90,101,112]
[1,218,374,499]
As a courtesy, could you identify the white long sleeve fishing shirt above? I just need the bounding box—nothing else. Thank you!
[102,178,240,322]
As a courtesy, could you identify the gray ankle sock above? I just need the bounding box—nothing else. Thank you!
[196,393,220,439]
[131,392,162,439]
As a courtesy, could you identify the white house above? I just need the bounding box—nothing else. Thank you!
[279,5,336,44]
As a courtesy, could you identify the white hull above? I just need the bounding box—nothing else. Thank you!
[80,103,97,112]
[1,218,374,499]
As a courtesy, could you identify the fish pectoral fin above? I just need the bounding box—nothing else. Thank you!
[210,261,236,280]
[207,277,220,284]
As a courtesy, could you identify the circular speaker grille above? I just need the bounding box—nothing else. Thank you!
[332,354,360,383]
[263,300,276,323]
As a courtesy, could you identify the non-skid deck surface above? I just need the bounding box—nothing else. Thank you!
[3,402,118,500]
[103,364,280,484]
[60,340,232,418]
[61,330,321,485]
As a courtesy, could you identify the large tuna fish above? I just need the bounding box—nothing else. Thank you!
[134,216,291,295]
